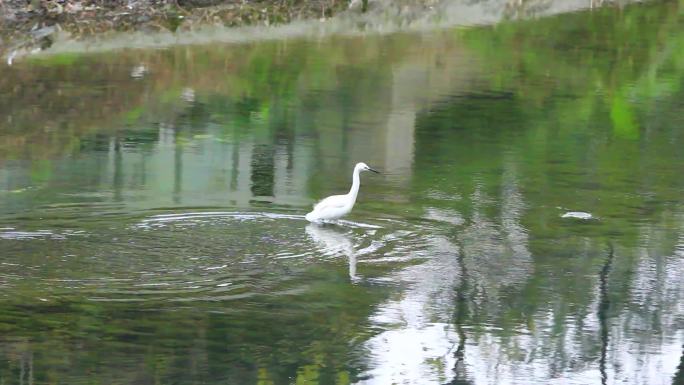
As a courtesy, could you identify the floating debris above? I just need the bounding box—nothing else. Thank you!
[130,64,148,79]
[181,87,196,103]
[561,211,594,220]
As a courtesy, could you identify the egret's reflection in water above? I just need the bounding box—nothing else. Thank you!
[305,223,360,282]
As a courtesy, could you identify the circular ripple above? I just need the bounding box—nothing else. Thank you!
[1,210,438,304]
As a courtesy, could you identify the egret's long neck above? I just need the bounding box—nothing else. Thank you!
[347,167,361,204]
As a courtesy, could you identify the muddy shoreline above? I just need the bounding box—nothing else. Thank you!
[0,0,353,59]
[1,0,636,63]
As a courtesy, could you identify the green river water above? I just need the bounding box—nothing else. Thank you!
[0,1,683,384]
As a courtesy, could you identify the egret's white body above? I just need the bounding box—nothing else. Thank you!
[305,162,379,223]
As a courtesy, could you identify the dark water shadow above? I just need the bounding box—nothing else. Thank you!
[598,242,615,385]
[674,344,684,385]
[446,239,474,385]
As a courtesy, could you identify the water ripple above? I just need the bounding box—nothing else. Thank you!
[0,210,438,305]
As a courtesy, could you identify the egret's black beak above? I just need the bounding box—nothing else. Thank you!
[368,167,380,174]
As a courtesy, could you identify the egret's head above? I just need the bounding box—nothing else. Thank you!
[356,162,380,174]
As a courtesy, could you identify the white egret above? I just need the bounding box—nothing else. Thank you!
[305,162,379,223]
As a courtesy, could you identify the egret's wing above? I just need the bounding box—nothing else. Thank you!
[312,194,347,212]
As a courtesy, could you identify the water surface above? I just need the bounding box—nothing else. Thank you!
[1,2,683,384]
